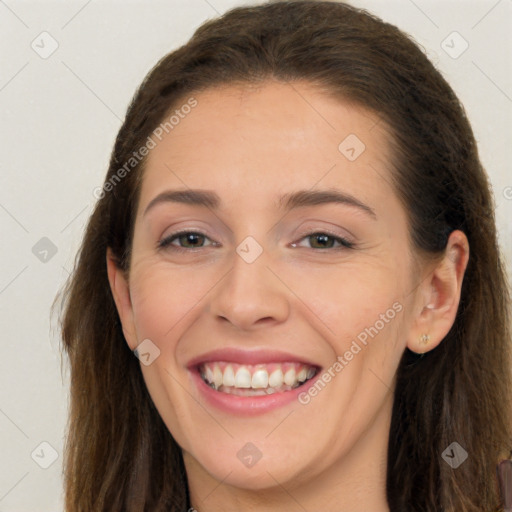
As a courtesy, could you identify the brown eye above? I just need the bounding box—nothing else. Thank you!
[175,232,206,248]
[158,231,216,251]
[293,232,354,250]
[309,233,336,249]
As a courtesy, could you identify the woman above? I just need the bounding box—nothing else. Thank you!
[58,1,512,510]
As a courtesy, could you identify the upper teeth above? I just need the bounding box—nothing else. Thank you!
[200,361,317,392]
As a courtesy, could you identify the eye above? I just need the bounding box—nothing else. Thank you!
[157,231,217,252]
[292,231,355,250]
[157,230,355,253]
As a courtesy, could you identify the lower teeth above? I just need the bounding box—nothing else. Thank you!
[203,378,306,395]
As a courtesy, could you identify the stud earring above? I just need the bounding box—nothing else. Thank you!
[419,333,430,345]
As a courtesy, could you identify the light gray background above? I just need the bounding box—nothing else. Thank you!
[0,0,511,510]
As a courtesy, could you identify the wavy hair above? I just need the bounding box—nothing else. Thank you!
[57,1,512,510]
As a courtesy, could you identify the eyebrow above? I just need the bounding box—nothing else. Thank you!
[143,188,377,219]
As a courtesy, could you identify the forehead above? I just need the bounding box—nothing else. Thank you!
[138,80,396,214]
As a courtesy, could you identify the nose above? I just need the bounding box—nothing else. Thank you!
[208,244,290,331]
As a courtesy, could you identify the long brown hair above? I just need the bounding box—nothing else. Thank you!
[57,1,512,510]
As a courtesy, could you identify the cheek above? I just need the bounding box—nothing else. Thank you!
[290,262,408,408]
[289,259,405,343]
[128,260,211,345]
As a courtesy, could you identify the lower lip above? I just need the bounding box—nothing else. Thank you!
[189,367,321,416]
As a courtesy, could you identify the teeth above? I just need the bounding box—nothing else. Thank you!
[268,368,284,388]
[213,365,223,389]
[223,365,235,387]
[283,368,296,386]
[234,367,252,388]
[205,365,214,384]
[251,369,269,389]
[199,361,317,393]
[297,367,307,383]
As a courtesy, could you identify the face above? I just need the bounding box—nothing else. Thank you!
[108,81,438,495]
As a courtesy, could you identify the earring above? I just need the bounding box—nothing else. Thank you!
[419,334,430,345]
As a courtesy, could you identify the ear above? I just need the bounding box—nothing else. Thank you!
[106,248,138,350]
[407,230,469,354]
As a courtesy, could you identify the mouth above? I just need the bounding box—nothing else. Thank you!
[187,348,323,415]
[197,361,319,397]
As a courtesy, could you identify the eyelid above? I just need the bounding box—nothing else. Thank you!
[293,226,355,244]
[157,229,216,251]
[291,229,355,250]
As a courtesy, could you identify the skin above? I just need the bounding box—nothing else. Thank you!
[107,80,469,512]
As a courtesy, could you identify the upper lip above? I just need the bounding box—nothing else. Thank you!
[186,348,321,369]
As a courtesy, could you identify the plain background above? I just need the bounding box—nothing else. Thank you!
[0,0,510,510]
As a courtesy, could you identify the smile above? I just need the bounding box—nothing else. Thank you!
[199,361,318,396]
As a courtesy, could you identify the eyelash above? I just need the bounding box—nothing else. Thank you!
[156,230,355,253]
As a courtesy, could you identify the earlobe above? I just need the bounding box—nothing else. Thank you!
[407,230,469,354]
[106,248,138,350]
